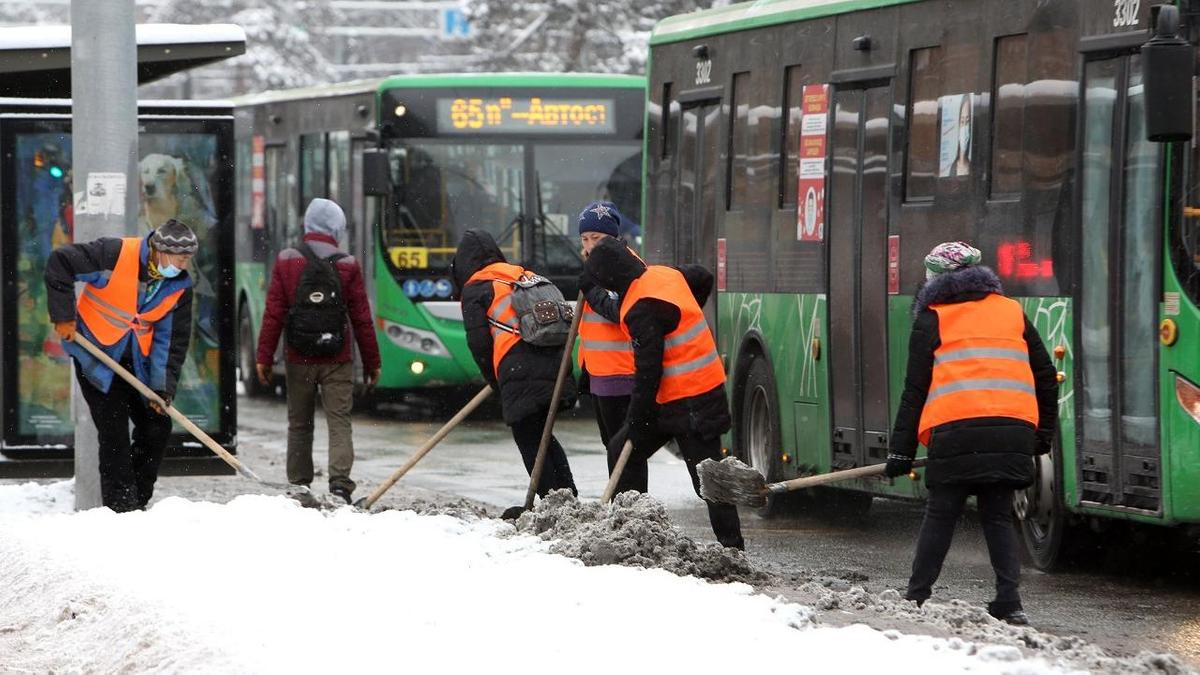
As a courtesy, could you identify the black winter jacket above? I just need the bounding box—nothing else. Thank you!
[453,229,575,425]
[890,266,1059,489]
[584,238,730,440]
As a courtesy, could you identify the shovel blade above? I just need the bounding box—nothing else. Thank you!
[697,457,769,507]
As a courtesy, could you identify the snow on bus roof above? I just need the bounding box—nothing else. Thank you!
[0,23,246,51]
[0,97,234,108]
[651,0,922,45]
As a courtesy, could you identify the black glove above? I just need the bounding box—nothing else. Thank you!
[577,271,596,294]
[884,453,914,478]
[1034,430,1054,456]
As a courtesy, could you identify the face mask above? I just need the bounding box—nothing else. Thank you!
[959,126,970,153]
[159,264,181,279]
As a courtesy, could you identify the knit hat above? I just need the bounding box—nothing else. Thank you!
[149,219,198,255]
[303,198,347,240]
[924,241,981,280]
[578,201,622,238]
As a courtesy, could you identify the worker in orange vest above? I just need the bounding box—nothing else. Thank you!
[452,229,577,497]
[44,220,198,512]
[584,238,743,549]
[886,242,1058,626]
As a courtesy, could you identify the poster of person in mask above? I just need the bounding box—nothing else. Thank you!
[939,93,974,178]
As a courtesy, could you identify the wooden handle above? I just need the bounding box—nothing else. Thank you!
[768,458,928,493]
[523,292,585,510]
[364,385,493,509]
[601,440,635,504]
[73,334,248,475]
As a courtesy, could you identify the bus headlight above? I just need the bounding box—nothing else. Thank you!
[381,319,449,358]
[1177,375,1200,426]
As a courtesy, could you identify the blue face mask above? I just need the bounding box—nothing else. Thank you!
[159,264,181,279]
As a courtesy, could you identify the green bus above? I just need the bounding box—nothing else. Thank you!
[645,0,1200,569]
[233,73,645,399]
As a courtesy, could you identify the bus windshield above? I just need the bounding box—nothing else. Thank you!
[380,140,642,280]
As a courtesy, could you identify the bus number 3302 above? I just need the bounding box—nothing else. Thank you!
[1114,0,1140,27]
[695,59,712,86]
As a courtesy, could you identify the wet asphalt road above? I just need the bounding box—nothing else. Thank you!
[231,394,1200,666]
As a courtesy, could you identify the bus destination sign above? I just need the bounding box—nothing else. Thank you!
[436,97,616,134]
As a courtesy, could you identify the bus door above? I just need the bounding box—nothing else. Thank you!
[263,144,290,280]
[828,82,893,469]
[676,99,721,327]
[1077,53,1162,512]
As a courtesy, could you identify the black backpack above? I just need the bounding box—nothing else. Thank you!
[285,243,349,357]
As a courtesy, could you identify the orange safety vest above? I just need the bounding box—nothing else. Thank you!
[467,261,528,377]
[619,265,725,404]
[76,237,186,357]
[917,294,1039,445]
[579,298,634,377]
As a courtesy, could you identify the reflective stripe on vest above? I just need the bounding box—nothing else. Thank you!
[917,294,1039,445]
[619,265,725,404]
[467,262,527,378]
[578,302,634,377]
[76,237,185,356]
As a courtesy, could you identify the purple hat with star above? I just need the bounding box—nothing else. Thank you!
[578,200,622,238]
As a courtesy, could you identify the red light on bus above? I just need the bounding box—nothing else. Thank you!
[996,241,1054,280]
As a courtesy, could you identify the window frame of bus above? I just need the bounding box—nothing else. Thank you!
[905,45,943,203]
[0,115,238,451]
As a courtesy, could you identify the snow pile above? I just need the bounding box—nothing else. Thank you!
[513,489,767,585]
[0,479,74,514]
[798,580,1190,674]
[0,483,1066,673]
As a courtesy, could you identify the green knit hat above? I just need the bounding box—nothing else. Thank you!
[924,241,981,280]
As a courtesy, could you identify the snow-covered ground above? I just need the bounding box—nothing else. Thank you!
[0,481,1063,673]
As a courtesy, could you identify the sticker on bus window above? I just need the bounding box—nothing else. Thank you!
[797,84,829,242]
[390,246,429,269]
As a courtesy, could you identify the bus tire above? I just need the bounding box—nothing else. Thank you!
[238,307,268,397]
[737,353,790,518]
[1016,442,1082,571]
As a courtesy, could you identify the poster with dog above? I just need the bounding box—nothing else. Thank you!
[9,131,223,441]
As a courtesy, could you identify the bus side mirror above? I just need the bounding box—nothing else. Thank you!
[363,148,392,196]
[1142,4,1194,142]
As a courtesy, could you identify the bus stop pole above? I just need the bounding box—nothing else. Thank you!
[69,0,139,510]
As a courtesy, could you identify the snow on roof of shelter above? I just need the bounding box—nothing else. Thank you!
[651,0,922,45]
[0,23,246,98]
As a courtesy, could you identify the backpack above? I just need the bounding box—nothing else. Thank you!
[285,243,349,357]
[491,272,574,347]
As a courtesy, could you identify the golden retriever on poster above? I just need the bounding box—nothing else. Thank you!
[138,153,215,232]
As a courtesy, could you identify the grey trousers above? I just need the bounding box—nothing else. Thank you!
[285,361,355,493]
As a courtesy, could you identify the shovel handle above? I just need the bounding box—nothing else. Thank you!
[766,458,928,494]
[72,334,247,475]
[601,440,635,504]
[363,385,493,509]
[523,291,585,510]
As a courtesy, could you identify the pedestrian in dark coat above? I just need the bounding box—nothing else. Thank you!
[886,241,1059,625]
[584,238,743,549]
[44,220,197,511]
[255,198,381,504]
[452,229,577,497]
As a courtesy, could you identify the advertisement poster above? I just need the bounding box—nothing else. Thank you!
[939,93,974,178]
[797,84,829,241]
[12,131,222,443]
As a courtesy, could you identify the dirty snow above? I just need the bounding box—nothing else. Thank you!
[0,481,1068,673]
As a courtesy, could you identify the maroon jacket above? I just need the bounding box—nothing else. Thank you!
[256,232,381,370]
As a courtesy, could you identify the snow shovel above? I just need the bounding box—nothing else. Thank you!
[354,385,493,510]
[697,455,928,508]
[501,291,585,520]
[73,333,298,493]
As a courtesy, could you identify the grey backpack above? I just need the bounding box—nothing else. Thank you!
[491,273,574,347]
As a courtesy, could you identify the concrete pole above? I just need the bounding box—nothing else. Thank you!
[69,0,139,510]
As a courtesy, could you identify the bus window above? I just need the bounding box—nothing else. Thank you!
[906,46,942,202]
[328,131,352,246]
[535,142,642,266]
[780,64,805,209]
[727,71,750,210]
[990,34,1028,197]
[383,142,523,271]
[300,132,327,208]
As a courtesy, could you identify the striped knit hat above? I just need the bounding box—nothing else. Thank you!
[150,219,198,255]
[924,241,981,280]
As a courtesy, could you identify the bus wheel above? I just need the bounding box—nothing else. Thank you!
[238,309,266,397]
[1016,449,1077,571]
[738,355,787,518]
